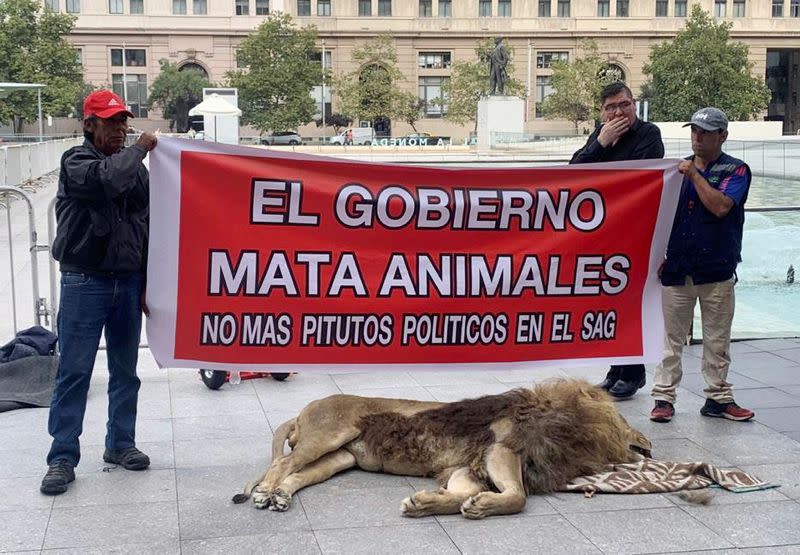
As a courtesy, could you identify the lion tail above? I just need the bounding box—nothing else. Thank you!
[231,417,297,505]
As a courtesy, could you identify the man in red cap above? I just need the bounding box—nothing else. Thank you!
[41,90,158,495]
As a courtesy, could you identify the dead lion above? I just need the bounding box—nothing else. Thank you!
[233,378,652,519]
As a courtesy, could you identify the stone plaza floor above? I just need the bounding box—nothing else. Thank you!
[1,340,800,554]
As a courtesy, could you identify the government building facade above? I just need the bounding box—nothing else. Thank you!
[56,0,800,137]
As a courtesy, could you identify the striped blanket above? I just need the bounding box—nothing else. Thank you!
[563,459,774,494]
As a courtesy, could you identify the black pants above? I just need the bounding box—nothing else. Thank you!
[606,364,645,383]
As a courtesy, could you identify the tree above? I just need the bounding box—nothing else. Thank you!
[437,38,525,132]
[0,0,86,133]
[316,112,352,133]
[541,40,617,132]
[643,5,771,121]
[397,93,425,133]
[226,12,324,133]
[333,34,411,126]
[147,60,211,132]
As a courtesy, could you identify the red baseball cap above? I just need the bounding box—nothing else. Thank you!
[83,89,135,119]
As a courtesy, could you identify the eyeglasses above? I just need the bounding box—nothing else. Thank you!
[602,100,634,112]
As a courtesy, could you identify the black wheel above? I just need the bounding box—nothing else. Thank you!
[200,369,227,390]
[289,140,300,145]
[270,372,291,381]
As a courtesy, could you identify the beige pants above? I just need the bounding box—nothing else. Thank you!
[651,276,736,404]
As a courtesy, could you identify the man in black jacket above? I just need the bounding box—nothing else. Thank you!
[41,90,157,495]
[570,82,665,399]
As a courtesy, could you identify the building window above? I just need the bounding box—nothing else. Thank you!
[557,0,569,16]
[674,0,687,15]
[297,0,311,14]
[235,0,249,14]
[109,0,123,12]
[311,49,332,68]
[75,48,83,65]
[732,0,744,15]
[539,0,551,16]
[112,74,148,118]
[65,0,80,12]
[616,0,629,16]
[418,51,452,69]
[537,51,568,68]
[194,0,207,13]
[498,0,511,15]
[173,0,186,13]
[655,0,667,16]
[714,0,726,17]
[419,0,432,16]
[378,0,391,14]
[419,76,448,117]
[597,0,609,16]
[45,0,59,10]
[255,0,269,14]
[358,0,370,15]
[772,0,783,16]
[130,0,143,13]
[111,48,147,67]
[438,0,451,15]
[317,0,331,15]
[791,0,799,15]
[479,0,492,16]
[535,75,553,116]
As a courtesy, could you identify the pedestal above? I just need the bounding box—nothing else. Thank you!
[477,96,525,148]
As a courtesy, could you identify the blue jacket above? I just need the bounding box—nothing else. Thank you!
[661,152,750,286]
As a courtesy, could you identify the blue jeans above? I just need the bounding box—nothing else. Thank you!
[47,272,143,466]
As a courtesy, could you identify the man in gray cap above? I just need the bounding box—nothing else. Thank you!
[650,107,754,423]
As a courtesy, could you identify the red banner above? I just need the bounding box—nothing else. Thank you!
[148,138,681,371]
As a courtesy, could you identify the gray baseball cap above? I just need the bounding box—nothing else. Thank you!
[683,107,729,131]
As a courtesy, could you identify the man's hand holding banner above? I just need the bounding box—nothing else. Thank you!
[147,138,681,371]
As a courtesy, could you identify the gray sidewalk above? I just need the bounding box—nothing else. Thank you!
[2,340,800,554]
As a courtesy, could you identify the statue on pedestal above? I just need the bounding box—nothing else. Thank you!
[488,38,509,96]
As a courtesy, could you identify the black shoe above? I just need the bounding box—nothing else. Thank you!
[40,461,75,495]
[103,447,150,470]
[608,376,646,400]
[597,368,621,391]
[700,398,755,421]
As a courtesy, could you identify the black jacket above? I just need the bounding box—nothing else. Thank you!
[569,119,665,164]
[51,140,150,276]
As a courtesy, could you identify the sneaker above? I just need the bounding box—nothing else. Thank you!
[103,447,150,470]
[700,399,755,421]
[650,400,675,423]
[40,461,75,495]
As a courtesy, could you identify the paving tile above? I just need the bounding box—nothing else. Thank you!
[408,370,503,387]
[169,391,266,419]
[0,508,51,552]
[705,430,800,465]
[43,502,180,550]
[424,382,509,402]
[784,431,800,443]
[729,387,800,409]
[174,435,273,469]
[308,468,412,491]
[487,366,575,384]
[0,421,54,452]
[178,495,311,541]
[746,338,800,352]
[0,475,54,512]
[683,500,800,548]
[77,416,174,446]
[0,447,50,479]
[171,411,270,442]
[176,463,267,501]
[546,491,675,513]
[331,372,419,392]
[668,485,791,506]
[697,547,800,555]
[563,506,732,554]
[51,468,176,508]
[775,348,800,363]
[652,438,732,466]
[42,540,181,554]
[252,381,342,412]
[182,531,320,555]
[442,513,601,554]
[315,523,458,554]
[740,462,800,500]
[297,485,420,529]
[754,407,800,432]
[332,386,438,401]
[779,384,800,398]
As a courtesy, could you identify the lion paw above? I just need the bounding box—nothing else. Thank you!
[400,495,423,517]
[252,491,271,510]
[460,495,489,520]
[267,489,292,512]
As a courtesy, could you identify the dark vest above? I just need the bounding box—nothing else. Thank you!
[661,152,750,286]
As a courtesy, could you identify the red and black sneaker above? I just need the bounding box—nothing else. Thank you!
[650,400,675,423]
[700,399,755,421]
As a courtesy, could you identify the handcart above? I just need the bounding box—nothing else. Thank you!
[199,369,292,390]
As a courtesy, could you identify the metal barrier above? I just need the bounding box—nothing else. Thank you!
[0,186,52,335]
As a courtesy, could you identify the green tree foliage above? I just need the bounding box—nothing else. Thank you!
[397,93,425,133]
[0,0,85,132]
[643,5,771,121]
[227,13,323,133]
[541,40,617,131]
[332,34,411,125]
[147,60,211,132]
[438,38,525,132]
[316,112,352,133]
